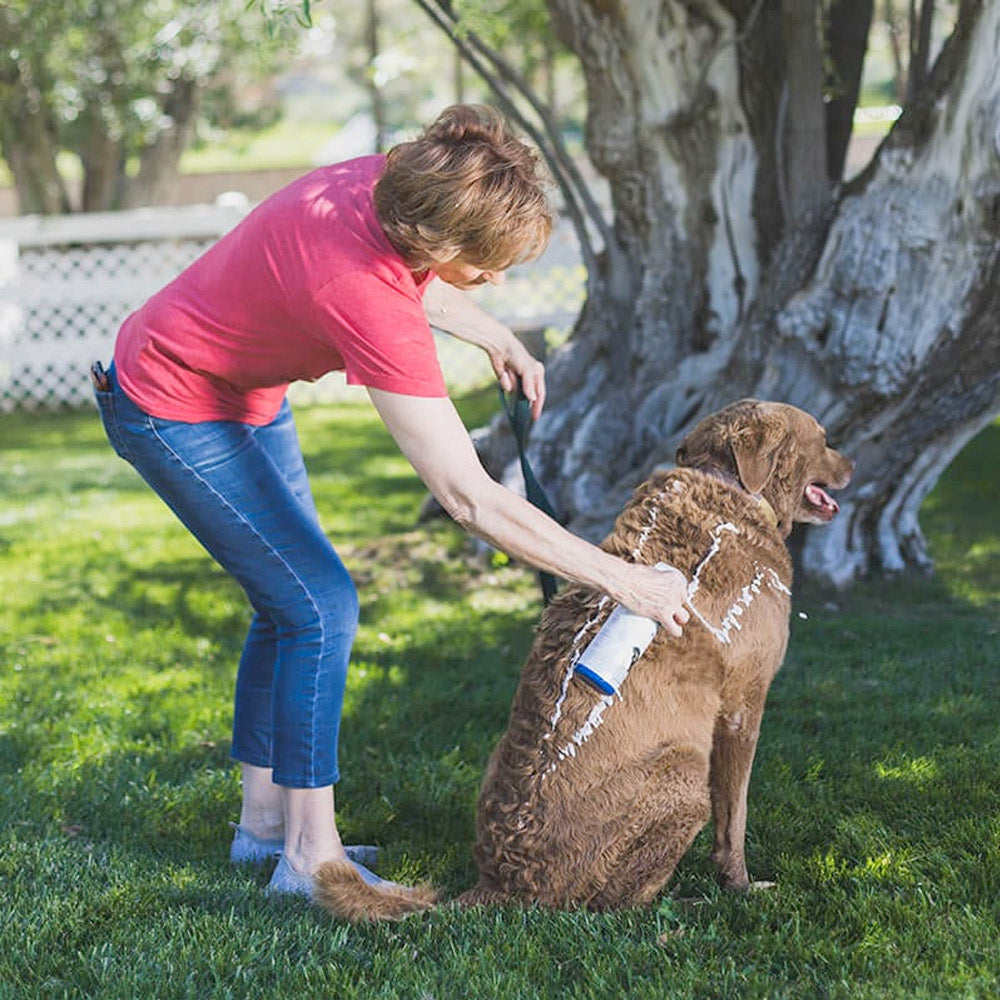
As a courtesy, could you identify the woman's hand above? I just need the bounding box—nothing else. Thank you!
[488,335,546,420]
[614,562,691,637]
[423,277,546,418]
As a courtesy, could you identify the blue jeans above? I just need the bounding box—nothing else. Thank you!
[95,364,358,787]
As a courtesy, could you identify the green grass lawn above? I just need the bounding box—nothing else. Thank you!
[179,120,343,175]
[0,398,997,1000]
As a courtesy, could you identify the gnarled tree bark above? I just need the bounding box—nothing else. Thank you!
[480,0,999,587]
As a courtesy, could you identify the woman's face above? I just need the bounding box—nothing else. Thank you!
[432,257,506,290]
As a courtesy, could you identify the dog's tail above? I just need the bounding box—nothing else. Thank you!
[312,860,438,922]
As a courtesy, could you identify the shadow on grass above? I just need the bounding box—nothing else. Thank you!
[30,563,998,907]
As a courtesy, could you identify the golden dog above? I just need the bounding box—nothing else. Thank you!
[314,399,853,919]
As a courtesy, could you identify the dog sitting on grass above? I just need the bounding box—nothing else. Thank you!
[313,399,853,920]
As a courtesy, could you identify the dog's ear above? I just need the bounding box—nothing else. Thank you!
[730,411,787,495]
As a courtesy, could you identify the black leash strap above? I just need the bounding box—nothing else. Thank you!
[499,383,559,605]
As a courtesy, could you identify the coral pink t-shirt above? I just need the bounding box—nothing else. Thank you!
[114,156,447,425]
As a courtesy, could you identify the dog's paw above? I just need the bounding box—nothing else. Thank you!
[716,870,750,892]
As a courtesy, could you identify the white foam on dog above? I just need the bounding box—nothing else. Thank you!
[630,489,667,560]
[556,694,617,761]
[543,601,617,774]
[546,600,609,732]
[541,514,791,777]
[685,522,790,644]
[687,521,740,600]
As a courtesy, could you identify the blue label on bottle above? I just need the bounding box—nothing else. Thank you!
[572,663,617,695]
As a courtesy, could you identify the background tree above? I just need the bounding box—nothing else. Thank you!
[0,0,289,213]
[0,2,73,213]
[419,0,998,588]
[327,0,575,150]
[365,0,389,151]
[450,0,571,116]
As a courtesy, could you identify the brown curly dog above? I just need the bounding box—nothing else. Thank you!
[313,399,853,919]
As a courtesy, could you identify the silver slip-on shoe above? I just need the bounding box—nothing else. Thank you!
[265,855,313,898]
[229,824,282,864]
[229,824,379,868]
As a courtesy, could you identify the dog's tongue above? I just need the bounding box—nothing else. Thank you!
[806,483,839,516]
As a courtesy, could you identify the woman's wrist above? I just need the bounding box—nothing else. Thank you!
[566,547,634,607]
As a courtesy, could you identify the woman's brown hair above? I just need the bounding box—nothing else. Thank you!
[374,104,553,272]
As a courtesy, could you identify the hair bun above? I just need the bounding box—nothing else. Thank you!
[426,104,505,145]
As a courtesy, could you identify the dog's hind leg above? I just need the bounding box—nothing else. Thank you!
[587,751,711,911]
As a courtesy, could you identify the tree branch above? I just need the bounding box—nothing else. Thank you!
[906,0,936,103]
[778,0,831,219]
[825,0,874,182]
[411,0,610,284]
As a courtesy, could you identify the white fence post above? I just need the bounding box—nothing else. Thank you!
[0,238,22,399]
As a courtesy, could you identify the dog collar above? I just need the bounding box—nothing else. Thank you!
[688,463,779,530]
[754,496,779,529]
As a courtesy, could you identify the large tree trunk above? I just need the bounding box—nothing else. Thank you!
[122,76,200,209]
[0,38,71,214]
[79,113,124,212]
[501,0,999,587]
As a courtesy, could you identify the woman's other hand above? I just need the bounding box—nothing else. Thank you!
[490,335,546,420]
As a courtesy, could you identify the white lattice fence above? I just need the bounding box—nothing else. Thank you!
[0,206,250,411]
[0,205,586,411]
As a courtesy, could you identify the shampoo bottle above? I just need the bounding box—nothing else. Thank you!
[573,563,673,696]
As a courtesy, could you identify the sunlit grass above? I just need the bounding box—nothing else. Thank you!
[179,119,342,174]
[922,418,1000,606]
[0,399,997,999]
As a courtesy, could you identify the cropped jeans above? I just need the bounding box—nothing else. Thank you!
[95,364,357,787]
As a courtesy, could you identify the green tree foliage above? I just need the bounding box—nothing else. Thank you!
[425,0,575,118]
[0,0,290,213]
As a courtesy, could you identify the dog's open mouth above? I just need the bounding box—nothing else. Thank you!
[804,482,840,520]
